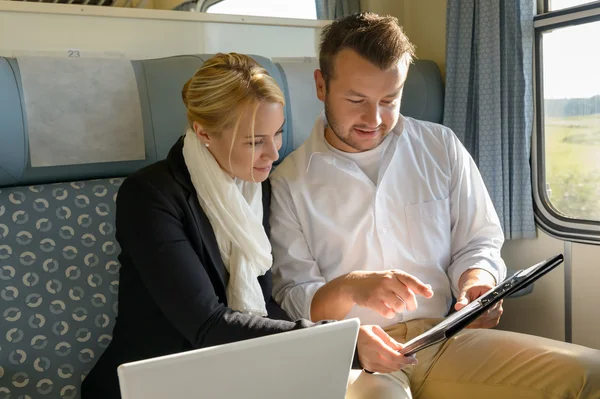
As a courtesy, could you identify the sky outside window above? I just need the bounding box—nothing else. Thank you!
[207,0,317,19]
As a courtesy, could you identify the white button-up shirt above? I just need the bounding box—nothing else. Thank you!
[270,113,506,327]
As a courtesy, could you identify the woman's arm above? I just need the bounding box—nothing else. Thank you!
[116,174,312,348]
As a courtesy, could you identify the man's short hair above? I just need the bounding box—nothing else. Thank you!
[319,12,416,83]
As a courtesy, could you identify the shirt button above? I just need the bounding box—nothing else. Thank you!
[381,228,388,234]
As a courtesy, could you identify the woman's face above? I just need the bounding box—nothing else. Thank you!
[194,101,284,182]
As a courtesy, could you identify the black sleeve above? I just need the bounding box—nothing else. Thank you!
[115,175,314,349]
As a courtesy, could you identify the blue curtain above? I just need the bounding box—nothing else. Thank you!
[315,0,360,20]
[444,0,536,239]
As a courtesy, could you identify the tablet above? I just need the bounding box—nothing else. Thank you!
[399,254,564,356]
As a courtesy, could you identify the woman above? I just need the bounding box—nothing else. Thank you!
[81,53,317,399]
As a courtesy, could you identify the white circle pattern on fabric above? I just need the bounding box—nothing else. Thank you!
[55,207,72,221]
[81,234,96,248]
[33,198,50,212]
[61,385,77,399]
[84,254,99,268]
[1,266,16,280]
[65,266,81,281]
[49,300,66,315]
[33,357,51,372]
[43,259,60,274]
[69,287,84,301]
[4,307,22,321]
[52,188,69,201]
[13,210,29,225]
[0,245,12,259]
[74,195,90,209]
[29,185,44,193]
[75,328,91,343]
[36,218,52,232]
[12,372,29,388]
[40,239,56,253]
[25,294,43,308]
[16,231,33,245]
[19,252,36,266]
[59,226,75,240]
[7,328,25,344]
[0,223,8,238]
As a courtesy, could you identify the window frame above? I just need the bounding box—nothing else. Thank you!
[533,0,600,244]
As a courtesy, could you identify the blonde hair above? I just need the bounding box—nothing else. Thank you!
[182,53,285,177]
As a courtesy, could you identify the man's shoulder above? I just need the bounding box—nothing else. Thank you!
[271,141,311,184]
[402,116,455,144]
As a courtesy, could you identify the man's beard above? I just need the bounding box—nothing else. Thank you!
[324,98,388,152]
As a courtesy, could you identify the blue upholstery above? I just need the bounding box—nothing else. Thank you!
[0,58,26,185]
[401,60,444,124]
[0,178,123,399]
[0,59,160,189]
[0,54,445,398]
[141,55,205,160]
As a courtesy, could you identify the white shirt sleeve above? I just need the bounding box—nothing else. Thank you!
[269,174,326,322]
[447,132,507,296]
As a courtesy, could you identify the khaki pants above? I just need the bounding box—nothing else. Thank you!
[346,319,600,399]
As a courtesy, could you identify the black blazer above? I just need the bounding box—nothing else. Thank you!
[81,137,315,399]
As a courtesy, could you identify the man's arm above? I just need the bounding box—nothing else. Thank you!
[446,131,507,296]
[268,175,365,321]
[312,271,434,321]
[310,274,356,321]
[269,174,327,321]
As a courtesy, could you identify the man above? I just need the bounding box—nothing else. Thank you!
[270,12,600,399]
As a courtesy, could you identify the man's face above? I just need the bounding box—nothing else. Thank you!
[315,48,408,153]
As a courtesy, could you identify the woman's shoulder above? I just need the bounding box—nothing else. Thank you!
[120,136,187,195]
[123,160,172,189]
[118,160,185,206]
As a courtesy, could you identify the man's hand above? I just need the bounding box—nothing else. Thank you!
[356,325,417,374]
[455,268,503,329]
[347,270,434,319]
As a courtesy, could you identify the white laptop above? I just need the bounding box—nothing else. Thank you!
[117,318,360,399]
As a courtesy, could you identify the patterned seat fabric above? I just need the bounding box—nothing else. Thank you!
[0,178,123,399]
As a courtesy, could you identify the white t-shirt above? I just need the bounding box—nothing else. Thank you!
[325,133,392,185]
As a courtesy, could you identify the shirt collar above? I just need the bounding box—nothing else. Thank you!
[305,111,405,172]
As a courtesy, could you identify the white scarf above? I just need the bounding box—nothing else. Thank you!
[182,128,271,316]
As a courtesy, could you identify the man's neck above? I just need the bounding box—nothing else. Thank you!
[324,126,360,153]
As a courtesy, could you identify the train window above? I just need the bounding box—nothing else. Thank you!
[534,1,600,243]
[206,0,317,20]
[547,0,599,11]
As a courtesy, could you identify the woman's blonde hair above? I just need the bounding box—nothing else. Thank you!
[182,53,285,165]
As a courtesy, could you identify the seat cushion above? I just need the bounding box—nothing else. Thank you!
[0,178,123,399]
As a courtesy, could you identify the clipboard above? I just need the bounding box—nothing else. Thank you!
[399,254,564,356]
